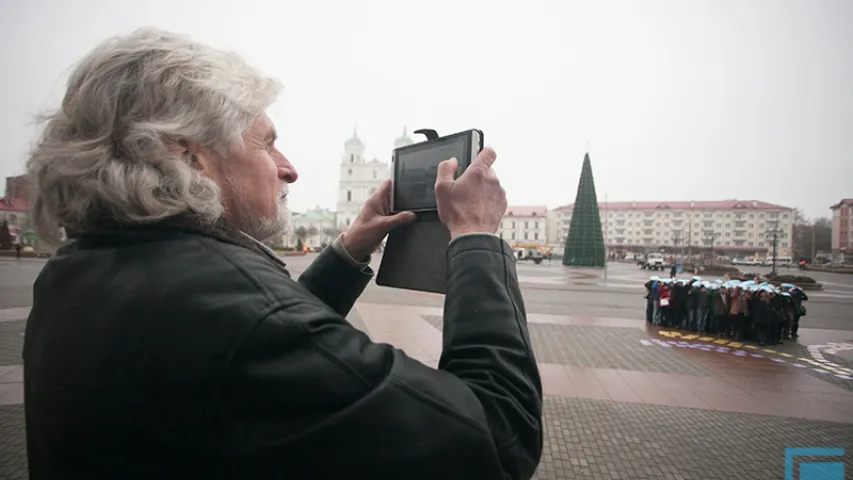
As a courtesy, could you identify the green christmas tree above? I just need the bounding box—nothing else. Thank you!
[562,153,606,267]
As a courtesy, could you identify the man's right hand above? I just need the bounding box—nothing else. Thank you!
[434,147,507,240]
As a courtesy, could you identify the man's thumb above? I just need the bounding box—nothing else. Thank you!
[435,157,458,193]
[384,211,417,229]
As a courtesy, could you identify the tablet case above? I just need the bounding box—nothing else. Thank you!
[376,128,482,295]
[376,211,449,294]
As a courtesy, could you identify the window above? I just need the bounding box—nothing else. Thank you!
[524,232,529,240]
[524,221,529,229]
[749,214,754,219]
[350,154,354,163]
[348,169,352,176]
[725,224,731,228]
[373,170,377,179]
[346,218,350,226]
[512,221,516,229]
[347,190,352,202]
[535,221,539,229]
[534,233,539,240]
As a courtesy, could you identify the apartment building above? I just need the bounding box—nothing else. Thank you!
[498,206,549,244]
[552,199,794,258]
[830,198,853,259]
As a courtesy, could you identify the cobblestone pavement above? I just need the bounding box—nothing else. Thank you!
[0,405,25,480]
[423,316,712,376]
[534,396,853,480]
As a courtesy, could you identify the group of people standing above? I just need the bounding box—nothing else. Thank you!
[644,276,809,347]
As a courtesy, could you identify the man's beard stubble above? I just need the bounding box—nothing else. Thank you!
[226,178,291,242]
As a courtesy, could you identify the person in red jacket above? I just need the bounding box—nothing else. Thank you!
[659,283,674,327]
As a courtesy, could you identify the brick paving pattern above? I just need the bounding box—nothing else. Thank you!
[422,316,712,375]
[0,321,24,365]
[533,396,853,480]
[0,405,26,480]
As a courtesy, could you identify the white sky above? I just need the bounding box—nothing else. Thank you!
[1,0,851,220]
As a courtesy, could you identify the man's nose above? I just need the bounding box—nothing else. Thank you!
[278,156,298,183]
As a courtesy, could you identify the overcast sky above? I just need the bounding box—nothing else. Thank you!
[1,0,850,220]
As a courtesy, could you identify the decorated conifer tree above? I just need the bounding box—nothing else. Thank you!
[562,153,606,267]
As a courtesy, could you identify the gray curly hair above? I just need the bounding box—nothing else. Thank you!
[26,28,283,244]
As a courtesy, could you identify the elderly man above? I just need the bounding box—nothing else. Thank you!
[22,28,542,479]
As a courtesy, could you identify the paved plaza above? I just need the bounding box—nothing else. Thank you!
[1,256,852,478]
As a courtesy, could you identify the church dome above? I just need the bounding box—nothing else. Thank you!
[345,126,364,149]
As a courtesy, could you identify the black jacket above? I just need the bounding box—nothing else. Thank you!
[23,222,543,479]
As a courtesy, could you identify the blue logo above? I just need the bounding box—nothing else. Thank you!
[785,447,845,480]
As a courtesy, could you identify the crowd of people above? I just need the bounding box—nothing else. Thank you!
[643,276,809,346]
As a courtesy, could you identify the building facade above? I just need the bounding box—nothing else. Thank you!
[280,207,338,250]
[552,199,794,259]
[335,128,413,230]
[498,206,548,244]
[0,175,31,244]
[830,198,852,259]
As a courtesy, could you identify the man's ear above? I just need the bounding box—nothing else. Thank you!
[174,139,219,178]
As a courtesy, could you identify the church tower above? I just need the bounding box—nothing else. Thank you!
[335,126,391,230]
[343,126,366,165]
[394,126,414,149]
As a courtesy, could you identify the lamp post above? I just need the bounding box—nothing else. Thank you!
[704,231,716,265]
[671,230,683,272]
[766,222,780,275]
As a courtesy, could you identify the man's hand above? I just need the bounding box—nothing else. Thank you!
[341,180,416,261]
[435,147,507,239]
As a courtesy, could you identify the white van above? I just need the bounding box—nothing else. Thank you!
[764,257,793,267]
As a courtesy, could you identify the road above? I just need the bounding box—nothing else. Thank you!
[2,256,851,331]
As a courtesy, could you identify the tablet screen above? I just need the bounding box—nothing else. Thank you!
[394,135,468,212]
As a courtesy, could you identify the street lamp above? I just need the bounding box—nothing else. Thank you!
[766,222,781,275]
[671,230,683,270]
[703,231,717,265]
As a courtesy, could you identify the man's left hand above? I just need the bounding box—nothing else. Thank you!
[341,180,416,261]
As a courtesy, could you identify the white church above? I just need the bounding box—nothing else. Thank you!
[335,127,414,230]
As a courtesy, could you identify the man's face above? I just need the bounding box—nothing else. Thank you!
[218,114,298,241]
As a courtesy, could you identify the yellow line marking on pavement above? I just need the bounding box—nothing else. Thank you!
[729,342,743,348]
[682,334,699,340]
[743,345,758,350]
[763,349,777,353]
[778,352,793,357]
[714,339,729,345]
[699,337,714,342]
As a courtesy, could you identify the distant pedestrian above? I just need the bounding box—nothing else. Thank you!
[670,264,677,279]
[14,243,21,260]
